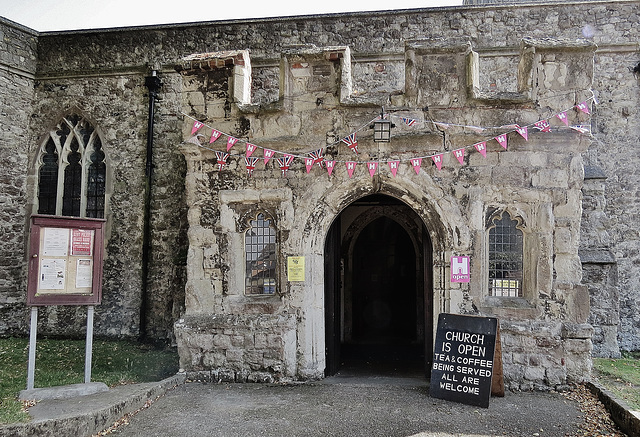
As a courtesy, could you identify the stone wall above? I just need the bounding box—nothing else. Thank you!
[0,1,638,364]
[0,18,37,335]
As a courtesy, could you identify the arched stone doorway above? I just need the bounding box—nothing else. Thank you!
[325,194,433,376]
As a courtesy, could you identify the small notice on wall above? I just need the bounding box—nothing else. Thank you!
[287,256,305,282]
[429,313,498,408]
[450,256,470,283]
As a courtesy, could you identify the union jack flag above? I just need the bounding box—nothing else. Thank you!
[245,157,259,176]
[342,133,358,154]
[308,148,325,168]
[215,151,229,171]
[277,154,294,176]
[402,117,416,126]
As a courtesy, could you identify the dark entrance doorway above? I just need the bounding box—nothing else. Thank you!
[324,194,433,377]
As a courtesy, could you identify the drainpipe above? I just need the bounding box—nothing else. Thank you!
[141,70,162,341]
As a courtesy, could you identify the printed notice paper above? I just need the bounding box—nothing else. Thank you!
[287,256,305,282]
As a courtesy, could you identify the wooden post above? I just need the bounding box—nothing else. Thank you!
[491,322,505,397]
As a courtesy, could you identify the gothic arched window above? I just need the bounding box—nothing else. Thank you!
[37,115,106,218]
[488,211,524,297]
[245,213,277,295]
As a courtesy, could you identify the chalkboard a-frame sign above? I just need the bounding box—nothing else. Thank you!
[429,313,498,408]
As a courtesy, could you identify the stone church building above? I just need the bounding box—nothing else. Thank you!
[1,0,638,390]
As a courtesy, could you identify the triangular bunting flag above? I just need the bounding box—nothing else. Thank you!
[277,154,294,177]
[305,158,314,173]
[516,126,528,141]
[432,154,443,170]
[325,160,336,176]
[411,158,422,175]
[309,148,324,168]
[245,157,259,176]
[215,151,229,171]
[474,141,487,157]
[402,117,416,126]
[454,148,465,165]
[367,162,378,177]
[495,134,508,150]
[246,143,257,157]
[191,120,204,135]
[264,149,275,165]
[556,111,569,126]
[570,125,591,134]
[388,160,400,177]
[534,120,551,133]
[342,133,358,154]
[226,136,238,152]
[346,161,357,178]
[576,101,590,114]
[210,129,222,143]
[186,135,201,146]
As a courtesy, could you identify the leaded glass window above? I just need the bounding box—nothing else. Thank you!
[36,115,106,218]
[245,213,277,295]
[488,212,523,297]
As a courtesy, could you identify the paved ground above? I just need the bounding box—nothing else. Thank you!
[103,372,585,437]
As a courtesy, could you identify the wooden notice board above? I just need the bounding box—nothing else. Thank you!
[27,215,106,306]
[429,313,498,408]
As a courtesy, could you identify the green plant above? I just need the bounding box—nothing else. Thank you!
[0,338,178,424]
[592,353,640,411]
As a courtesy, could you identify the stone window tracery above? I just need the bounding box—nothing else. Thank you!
[244,213,277,295]
[487,211,524,297]
[37,115,106,218]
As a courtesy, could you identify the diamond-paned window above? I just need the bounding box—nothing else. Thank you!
[488,212,523,297]
[245,213,277,295]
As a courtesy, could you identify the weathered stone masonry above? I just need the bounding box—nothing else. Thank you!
[0,1,638,388]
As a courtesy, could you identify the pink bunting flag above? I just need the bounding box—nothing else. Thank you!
[474,141,487,157]
[431,154,443,170]
[388,161,400,177]
[264,149,275,165]
[346,161,357,178]
[556,111,569,126]
[576,101,590,114]
[226,136,238,152]
[325,160,336,176]
[411,158,422,175]
[246,143,257,157]
[191,121,204,135]
[454,148,465,165]
[516,126,528,141]
[342,133,358,154]
[495,134,508,150]
[245,157,259,176]
[367,162,378,177]
[215,151,229,171]
[305,158,314,173]
[277,154,294,177]
[534,120,551,133]
[309,148,324,168]
[209,129,222,143]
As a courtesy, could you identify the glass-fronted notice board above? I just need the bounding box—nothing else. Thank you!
[27,215,106,306]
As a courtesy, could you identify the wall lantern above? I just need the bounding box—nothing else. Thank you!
[371,108,395,142]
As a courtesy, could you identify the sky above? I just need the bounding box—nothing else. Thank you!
[0,0,462,32]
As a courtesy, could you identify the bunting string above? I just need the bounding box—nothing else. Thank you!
[182,94,595,178]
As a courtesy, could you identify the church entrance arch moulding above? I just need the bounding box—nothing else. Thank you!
[295,179,463,378]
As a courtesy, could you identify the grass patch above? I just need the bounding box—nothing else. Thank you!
[0,337,178,425]
[592,351,640,411]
